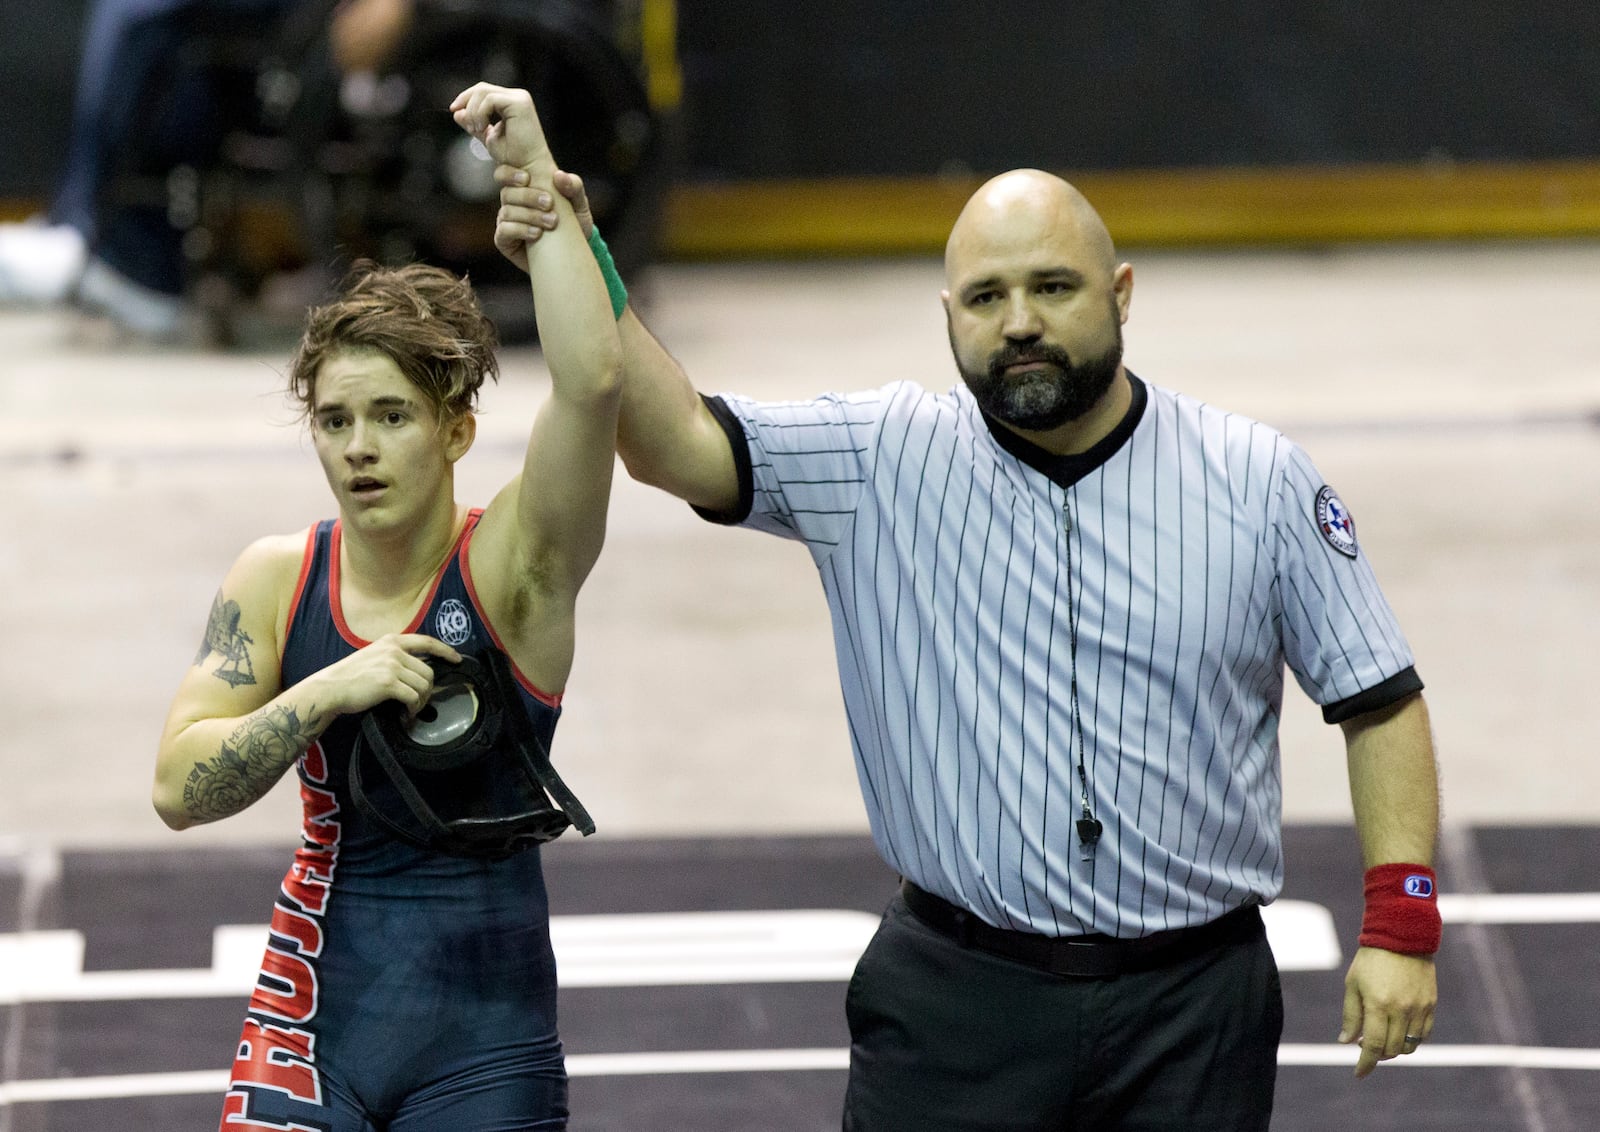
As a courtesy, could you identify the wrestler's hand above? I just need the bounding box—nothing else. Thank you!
[450,83,553,177]
[1339,946,1437,1078]
[301,633,462,718]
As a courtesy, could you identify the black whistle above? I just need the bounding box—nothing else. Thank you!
[1076,817,1103,845]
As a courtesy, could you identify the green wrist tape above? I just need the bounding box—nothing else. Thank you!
[586,227,628,319]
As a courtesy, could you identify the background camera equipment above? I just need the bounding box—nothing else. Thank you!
[106,0,674,342]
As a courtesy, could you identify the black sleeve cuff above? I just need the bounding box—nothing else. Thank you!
[689,394,755,526]
[1322,666,1425,724]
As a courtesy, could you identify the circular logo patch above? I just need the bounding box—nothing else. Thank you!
[435,598,473,646]
[1314,486,1359,558]
[1404,874,1435,899]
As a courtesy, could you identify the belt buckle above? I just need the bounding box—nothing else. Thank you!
[1048,938,1121,979]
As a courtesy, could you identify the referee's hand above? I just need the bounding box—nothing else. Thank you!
[1339,946,1438,1078]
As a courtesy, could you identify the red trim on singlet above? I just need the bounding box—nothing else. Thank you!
[327,519,467,648]
[458,509,564,708]
[281,524,320,644]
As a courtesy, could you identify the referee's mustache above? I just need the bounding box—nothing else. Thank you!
[988,341,1073,379]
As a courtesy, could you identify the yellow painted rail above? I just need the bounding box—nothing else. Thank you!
[7,158,1600,261]
[660,159,1600,258]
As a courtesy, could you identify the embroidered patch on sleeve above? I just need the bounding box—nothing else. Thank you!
[1314,485,1360,558]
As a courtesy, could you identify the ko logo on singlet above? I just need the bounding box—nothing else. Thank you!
[435,599,473,646]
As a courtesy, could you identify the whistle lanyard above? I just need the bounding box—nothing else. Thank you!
[1062,491,1101,858]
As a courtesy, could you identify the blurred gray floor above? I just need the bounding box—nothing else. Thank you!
[2,241,1599,850]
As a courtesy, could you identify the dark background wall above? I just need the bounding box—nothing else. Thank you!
[0,4,89,196]
[670,1,1600,178]
[4,1,1598,199]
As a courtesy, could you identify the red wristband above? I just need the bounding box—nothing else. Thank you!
[1359,863,1441,955]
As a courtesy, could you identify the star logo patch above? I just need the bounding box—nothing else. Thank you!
[1314,485,1359,558]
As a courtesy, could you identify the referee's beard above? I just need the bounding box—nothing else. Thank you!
[955,319,1124,433]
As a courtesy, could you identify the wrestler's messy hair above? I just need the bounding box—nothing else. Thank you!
[288,260,499,421]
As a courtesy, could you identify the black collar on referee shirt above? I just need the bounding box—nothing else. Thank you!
[980,371,1149,489]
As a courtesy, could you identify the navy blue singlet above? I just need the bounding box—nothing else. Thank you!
[219,510,569,1132]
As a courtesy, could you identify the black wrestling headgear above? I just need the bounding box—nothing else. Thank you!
[349,647,594,859]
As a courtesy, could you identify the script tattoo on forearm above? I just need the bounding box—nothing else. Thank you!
[183,705,321,821]
[194,590,257,688]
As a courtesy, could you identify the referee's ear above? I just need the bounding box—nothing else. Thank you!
[1113,263,1134,322]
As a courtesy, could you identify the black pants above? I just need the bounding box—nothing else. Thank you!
[842,895,1282,1132]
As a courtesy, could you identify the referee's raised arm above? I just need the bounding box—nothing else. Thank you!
[611,307,742,515]
[492,164,740,515]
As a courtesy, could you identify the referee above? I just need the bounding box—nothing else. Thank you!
[496,165,1442,1130]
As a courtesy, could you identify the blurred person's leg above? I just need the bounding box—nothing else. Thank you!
[83,0,294,336]
[1,0,196,306]
[1,0,292,331]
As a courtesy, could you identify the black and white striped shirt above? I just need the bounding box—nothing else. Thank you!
[699,374,1421,937]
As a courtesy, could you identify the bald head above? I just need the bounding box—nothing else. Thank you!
[940,169,1133,447]
[944,170,1117,288]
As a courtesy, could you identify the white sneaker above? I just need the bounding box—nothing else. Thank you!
[76,257,189,340]
[0,221,87,304]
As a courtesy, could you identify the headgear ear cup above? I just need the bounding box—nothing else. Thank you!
[400,666,484,764]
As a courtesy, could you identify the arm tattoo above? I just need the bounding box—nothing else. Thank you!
[195,590,257,688]
[183,704,321,822]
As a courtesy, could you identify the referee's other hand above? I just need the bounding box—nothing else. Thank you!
[1339,945,1438,1078]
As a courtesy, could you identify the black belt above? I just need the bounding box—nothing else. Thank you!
[900,880,1263,978]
